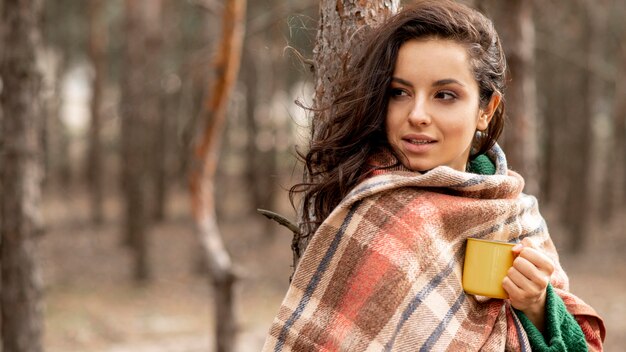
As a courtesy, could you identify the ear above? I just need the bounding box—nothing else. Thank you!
[477,94,501,131]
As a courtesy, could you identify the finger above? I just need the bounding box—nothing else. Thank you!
[506,266,538,293]
[512,255,551,288]
[512,237,536,255]
[518,247,555,275]
[502,276,523,299]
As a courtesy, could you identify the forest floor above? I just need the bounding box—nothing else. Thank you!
[40,184,624,351]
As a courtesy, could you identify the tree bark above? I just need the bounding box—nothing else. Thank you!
[618,47,626,210]
[597,0,626,220]
[492,0,539,195]
[40,48,63,189]
[561,3,596,253]
[0,0,45,350]
[154,0,184,222]
[600,43,626,219]
[87,0,106,225]
[312,0,399,126]
[145,0,165,222]
[534,1,571,207]
[243,30,278,218]
[295,0,399,267]
[539,53,563,205]
[121,0,163,282]
[188,0,246,351]
[243,44,262,213]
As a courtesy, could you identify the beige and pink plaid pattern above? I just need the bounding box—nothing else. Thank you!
[264,147,604,351]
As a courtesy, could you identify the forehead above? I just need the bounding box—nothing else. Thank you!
[393,38,475,83]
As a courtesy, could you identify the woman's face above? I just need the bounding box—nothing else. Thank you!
[385,38,497,172]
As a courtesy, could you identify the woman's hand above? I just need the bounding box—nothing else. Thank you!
[502,237,555,333]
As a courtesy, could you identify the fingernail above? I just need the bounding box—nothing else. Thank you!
[512,244,523,251]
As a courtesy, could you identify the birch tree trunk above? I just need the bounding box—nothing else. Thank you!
[0,0,45,350]
[295,0,399,266]
[188,0,246,350]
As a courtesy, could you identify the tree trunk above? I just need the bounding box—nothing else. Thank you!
[178,10,217,185]
[152,94,168,221]
[533,1,603,252]
[561,4,596,253]
[534,1,570,207]
[312,0,399,126]
[295,0,399,266]
[40,48,63,189]
[492,0,539,195]
[145,0,165,222]
[243,44,261,213]
[154,0,184,222]
[243,31,278,217]
[612,70,626,211]
[600,43,626,219]
[188,0,246,351]
[87,0,106,225]
[0,0,45,350]
[598,0,626,220]
[121,0,163,282]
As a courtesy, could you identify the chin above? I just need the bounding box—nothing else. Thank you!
[405,162,433,173]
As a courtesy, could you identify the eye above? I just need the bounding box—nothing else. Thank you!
[435,90,457,100]
[389,88,409,97]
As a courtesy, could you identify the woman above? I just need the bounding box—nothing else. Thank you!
[264,1,605,350]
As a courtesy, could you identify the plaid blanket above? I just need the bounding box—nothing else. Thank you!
[263,146,605,351]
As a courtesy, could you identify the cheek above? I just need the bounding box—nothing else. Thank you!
[444,107,481,136]
[444,118,479,142]
[385,110,400,136]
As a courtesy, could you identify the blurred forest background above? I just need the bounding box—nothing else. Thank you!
[1,0,625,351]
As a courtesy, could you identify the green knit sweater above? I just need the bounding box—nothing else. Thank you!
[467,154,497,175]
[516,284,587,351]
[469,154,588,351]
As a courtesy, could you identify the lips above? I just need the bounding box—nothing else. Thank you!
[406,139,435,145]
[401,134,437,153]
[402,134,436,144]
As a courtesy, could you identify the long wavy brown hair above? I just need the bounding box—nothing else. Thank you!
[291,0,507,241]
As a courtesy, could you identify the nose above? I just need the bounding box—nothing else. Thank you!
[408,98,432,126]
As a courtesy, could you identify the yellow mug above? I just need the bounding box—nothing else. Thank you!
[462,238,515,299]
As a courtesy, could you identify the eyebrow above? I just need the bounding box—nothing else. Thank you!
[391,77,466,88]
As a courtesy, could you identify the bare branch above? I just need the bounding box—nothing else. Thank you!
[257,208,301,235]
